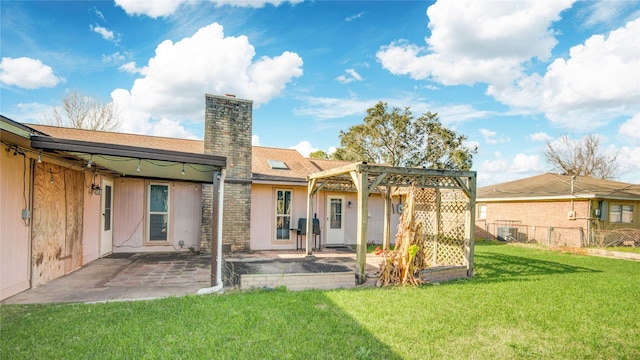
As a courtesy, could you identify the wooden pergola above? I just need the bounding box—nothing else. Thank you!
[304,162,477,284]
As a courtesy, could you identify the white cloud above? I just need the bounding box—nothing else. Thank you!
[103,51,129,65]
[336,68,363,84]
[4,102,53,125]
[0,57,64,89]
[291,141,317,157]
[119,61,144,74]
[377,0,574,87]
[619,114,640,139]
[434,104,489,126]
[616,145,640,183]
[147,118,198,139]
[490,18,640,130]
[480,157,509,173]
[294,96,373,119]
[479,128,509,144]
[91,24,115,41]
[252,134,261,146]
[510,153,544,173]
[115,0,190,18]
[477,151,546,186]
[111,22,302,137]
[542,19,640,126]
[92,7,106,22]
[582,0,638,27]
[115,0,302,18]
[528,132,553,142]
[346,12,365,22]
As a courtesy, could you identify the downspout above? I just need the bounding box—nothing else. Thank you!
[197,168,226,295]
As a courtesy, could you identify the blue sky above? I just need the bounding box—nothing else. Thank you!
[1,0,639,187]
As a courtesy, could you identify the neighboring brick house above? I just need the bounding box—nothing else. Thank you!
[475,173,640,248]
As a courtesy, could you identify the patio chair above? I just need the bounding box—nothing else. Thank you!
[296,218,322,251]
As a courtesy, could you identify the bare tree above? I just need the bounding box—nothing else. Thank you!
[544,134,619,179]
[47,89,120,131]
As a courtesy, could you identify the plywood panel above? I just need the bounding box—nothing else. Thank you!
[31,163,85,286]
[32,163,66,286]
[64,169,84,272]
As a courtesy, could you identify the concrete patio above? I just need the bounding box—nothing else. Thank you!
[1,248,381,305]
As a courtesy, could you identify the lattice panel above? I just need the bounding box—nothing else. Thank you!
[411,188,467,267]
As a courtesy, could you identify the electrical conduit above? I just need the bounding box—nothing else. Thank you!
[197,168,226,295]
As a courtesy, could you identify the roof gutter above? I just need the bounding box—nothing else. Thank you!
[479,194,640,202]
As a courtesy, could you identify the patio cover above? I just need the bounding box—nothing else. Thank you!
[305,162,477,284]
[30,135,225,183]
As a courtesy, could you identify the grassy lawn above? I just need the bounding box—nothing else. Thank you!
[592,246,640,254]
[2,243,639,359]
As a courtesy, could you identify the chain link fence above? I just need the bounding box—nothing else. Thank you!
[590,228,640,248]
[479,221,585,249]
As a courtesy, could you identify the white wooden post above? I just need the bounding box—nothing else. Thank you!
[354,169,369,284]
[306,179,316,257]
[383,187,392,250]
[465,175,476,276]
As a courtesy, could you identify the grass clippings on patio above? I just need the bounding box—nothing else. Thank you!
[2,243,639,359]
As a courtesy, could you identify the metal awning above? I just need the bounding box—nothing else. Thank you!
[31,135,226,183]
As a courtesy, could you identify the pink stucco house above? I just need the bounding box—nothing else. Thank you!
[1,94,401,300]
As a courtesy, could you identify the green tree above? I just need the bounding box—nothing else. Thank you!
[308,150,329,160]
[334,101,477,170]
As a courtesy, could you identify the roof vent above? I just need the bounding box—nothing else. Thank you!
[267,159,289,170]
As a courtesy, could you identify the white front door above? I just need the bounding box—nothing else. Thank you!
[325,196,345,246]
[100,178,113,257]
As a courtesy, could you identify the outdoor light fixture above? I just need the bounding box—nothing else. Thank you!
[49,172,54,184]
[137,159,141,172]
[37,152,42,163]
[87,155,93,168]
[181,163,185,176]
[91,184,102,195]
[348,201,353,208]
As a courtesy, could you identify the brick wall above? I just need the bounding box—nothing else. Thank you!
[201,94,253,252]
[475,199,590,247]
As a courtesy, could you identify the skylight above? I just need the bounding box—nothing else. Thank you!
[267,159,289,170]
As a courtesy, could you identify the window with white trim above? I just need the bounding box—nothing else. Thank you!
[148,183,170,242]
[610,204,634,223]
[478,204,487,219]
[275,189,292,240]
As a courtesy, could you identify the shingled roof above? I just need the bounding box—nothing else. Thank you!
[251,146,349,183]
[28,124,204,154]
[27,124,350,184]
[478,173,640,201]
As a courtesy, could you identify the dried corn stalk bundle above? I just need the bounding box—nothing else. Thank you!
[376,185,427,286]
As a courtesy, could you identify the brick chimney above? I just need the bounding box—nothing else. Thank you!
[200,94,252,253]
